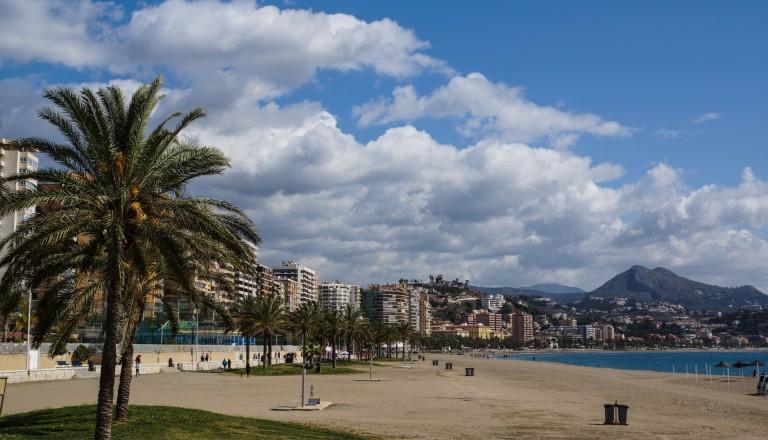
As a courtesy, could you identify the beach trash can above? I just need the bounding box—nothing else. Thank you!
[88,360,95,371]
[285,353,294,364]
[445,363,452,370]
[465,368,474,376]
[168,358,174,368]
[618,405,629,425]
[603,404,615,424]
[604,402,628,425]
[432,360,438,366]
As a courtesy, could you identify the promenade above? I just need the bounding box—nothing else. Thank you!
[3,354,767,439]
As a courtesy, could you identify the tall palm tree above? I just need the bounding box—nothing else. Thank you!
[395,322,413,360]
[323,309,344,368]
[289,301,322,365]
[252,293,286,369]
[341,305,367,361]
[229,293,260,368]
[0,77,259,439]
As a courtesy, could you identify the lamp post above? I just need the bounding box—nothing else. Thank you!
[194,309,199,364]
[26,287,32,376]
[159,321,169,345]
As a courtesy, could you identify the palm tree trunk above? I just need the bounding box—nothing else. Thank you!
[245,334,250,368]
[94,284,121,439]
[114,343,134,421]
[262,334,268,369]
[267,331,272,366]
[115,303,144,421]
[331,337,337,369]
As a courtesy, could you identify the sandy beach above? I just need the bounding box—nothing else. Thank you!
[4,353,767,439]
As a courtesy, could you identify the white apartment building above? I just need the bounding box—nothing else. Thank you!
[0,140,38,279]
[319,281,361,311]
[272,261,317,304]
[481,294,504,312]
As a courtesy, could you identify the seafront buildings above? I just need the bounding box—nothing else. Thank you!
[272,261,318,304]
[319,281,361,311]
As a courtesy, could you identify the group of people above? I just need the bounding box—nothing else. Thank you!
[221,358,232,370]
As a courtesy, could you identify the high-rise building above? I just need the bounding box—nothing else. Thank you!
[272,261,317,304]
[511,312,534,343]
[0,139,38,281]
[319,281,361,311]
[362,284,430,336]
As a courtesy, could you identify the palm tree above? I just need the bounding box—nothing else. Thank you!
[323,309,344,368]
[395,322,413,360]
[289,301,322,365]
[229,293,260,369]
[341,305,367,361]
[370,321,387,359]
[0,77,259,439]
[252,293,286,369]
[383,323,396,358]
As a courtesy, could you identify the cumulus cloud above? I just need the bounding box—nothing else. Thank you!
[2,1,768,292]
[353,73,632,148]
[694,112,721,124]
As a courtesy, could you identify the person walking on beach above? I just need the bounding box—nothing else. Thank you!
[222,359,227,370]
[135,354,141,376]
[245,362,251,377]
[227,358,232,370]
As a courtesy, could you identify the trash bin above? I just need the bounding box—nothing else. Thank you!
[617,405,629,425]
[603,404,616,424]
[285,353,294,364]
[465,368,474,376]
[603,402,628,425]
[168,358,174,368]
[88,360,95,371]
[432,360,438,366]
[445,363,452,370]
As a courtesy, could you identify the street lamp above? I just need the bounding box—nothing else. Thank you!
[26,286,32,376]
[159,321,169,345]
[194,309,199,364]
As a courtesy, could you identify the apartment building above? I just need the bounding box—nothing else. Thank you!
[319,281,361,311]
[272,261,317,304]
[511,312,534,343]
[0,140,38,280]
[362,284,431,335]
[481,294,504,312]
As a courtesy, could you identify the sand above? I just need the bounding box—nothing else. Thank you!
[4,354,768,439]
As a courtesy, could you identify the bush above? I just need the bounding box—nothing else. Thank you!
[72,344,98,362]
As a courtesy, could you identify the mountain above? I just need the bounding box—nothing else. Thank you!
[588,265,768,311]
[519,283,585,294]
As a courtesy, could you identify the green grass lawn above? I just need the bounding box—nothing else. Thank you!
[225,363,364,376]
[0,405,378,439]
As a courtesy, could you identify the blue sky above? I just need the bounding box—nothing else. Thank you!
[1,0,768,293]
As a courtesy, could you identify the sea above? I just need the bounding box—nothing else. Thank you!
[493,350,768,374]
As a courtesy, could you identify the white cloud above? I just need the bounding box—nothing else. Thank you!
[353,73,633,147]
[0,0,119,68]
[654,128,685,138]
[694,112,721,124]
[2,1,768,293]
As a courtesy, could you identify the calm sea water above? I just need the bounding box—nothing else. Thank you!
[494,350,768,374]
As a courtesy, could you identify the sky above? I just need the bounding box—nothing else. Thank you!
[1,0,767,292]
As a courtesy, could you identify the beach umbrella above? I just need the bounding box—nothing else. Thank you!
[750,360,765,376]
[715,361,730,381]
[733,361,749,377]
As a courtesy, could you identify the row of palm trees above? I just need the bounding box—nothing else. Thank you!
[230,295,418,369]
